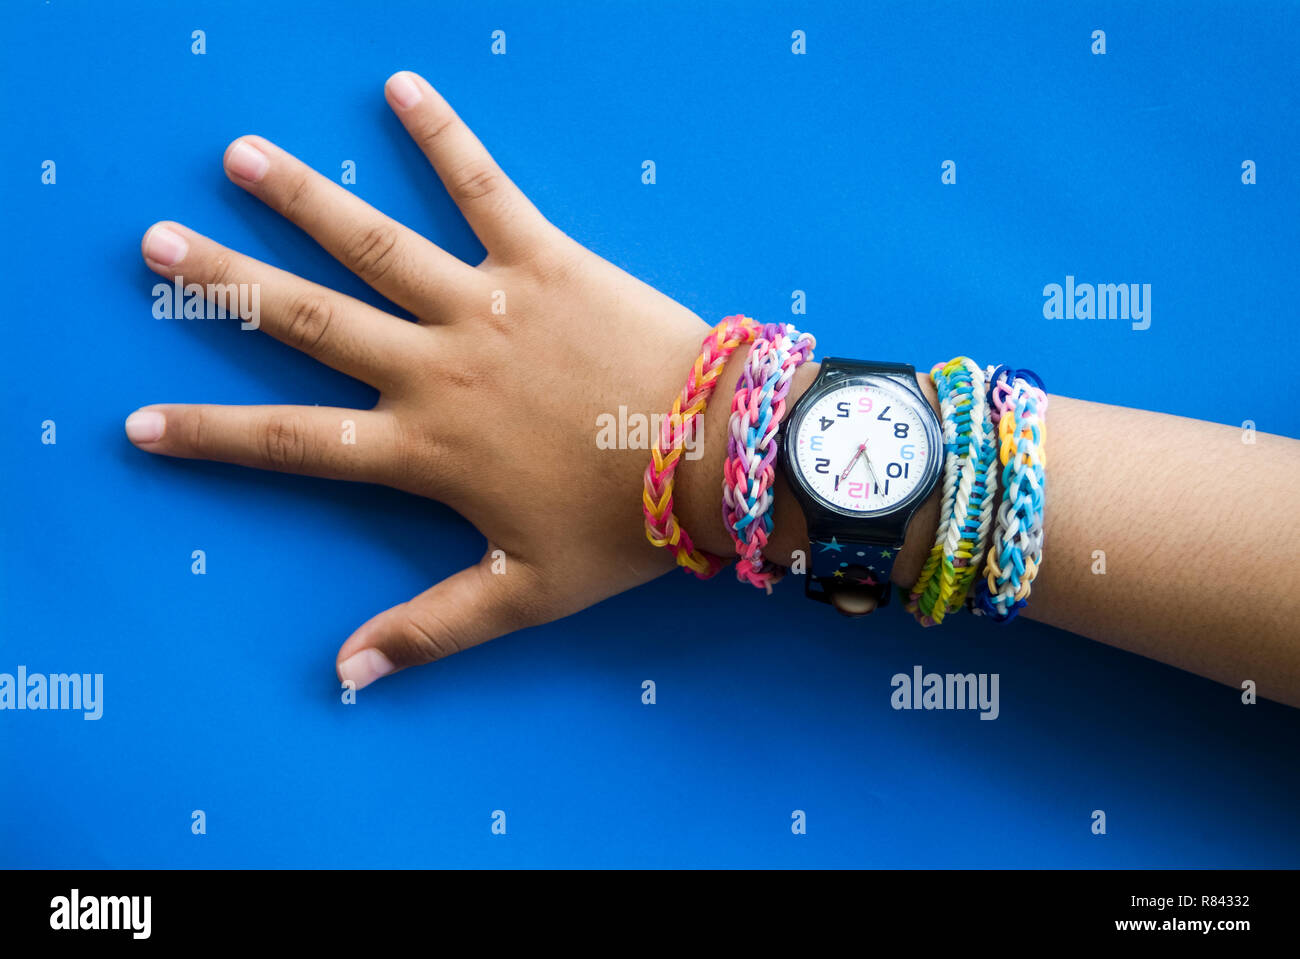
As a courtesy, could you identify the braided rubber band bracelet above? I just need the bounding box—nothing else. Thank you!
[643,315,761,577]
[972,366,1048,622]
[905,357,999,626]
[722,322,816,593]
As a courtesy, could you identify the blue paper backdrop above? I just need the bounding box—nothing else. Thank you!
[2,0,1297,867]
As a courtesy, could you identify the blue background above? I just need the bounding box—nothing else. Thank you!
[2,0,1298,867]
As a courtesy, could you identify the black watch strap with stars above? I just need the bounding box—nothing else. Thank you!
[805,533,902,606]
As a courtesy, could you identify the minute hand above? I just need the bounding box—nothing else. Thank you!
[860,441,881,487]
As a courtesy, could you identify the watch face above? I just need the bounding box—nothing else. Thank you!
[789,377,938,515]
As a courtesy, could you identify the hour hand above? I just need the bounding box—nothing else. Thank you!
[838,444,865,482]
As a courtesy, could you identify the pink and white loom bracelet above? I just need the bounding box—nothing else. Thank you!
[722,322,816,592]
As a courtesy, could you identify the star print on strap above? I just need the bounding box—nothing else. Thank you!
[810,538,903,599]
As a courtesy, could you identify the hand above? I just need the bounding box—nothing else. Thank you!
[129,71,723,689]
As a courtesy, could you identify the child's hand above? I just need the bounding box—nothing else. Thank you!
[130,71,732,688]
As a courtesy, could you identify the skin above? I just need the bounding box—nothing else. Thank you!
[128,71,1300,705]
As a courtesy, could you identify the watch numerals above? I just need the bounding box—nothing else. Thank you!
[795,382,936,510]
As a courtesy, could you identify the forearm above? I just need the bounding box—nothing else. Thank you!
[1014,394,1300,704]
[674,350,1300,707]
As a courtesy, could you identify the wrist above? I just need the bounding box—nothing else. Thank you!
[673,348,942,592]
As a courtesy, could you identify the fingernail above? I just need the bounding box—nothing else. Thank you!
[339,648,395,690]
[226,139,269,182]
[388,72,422,109]
[125,410,165,444]
[143,225,188,267]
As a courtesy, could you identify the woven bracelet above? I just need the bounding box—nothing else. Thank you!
[722,322,816,592]
[643,315,760,577]
[971,366,1048,622]
[905,357,999,626]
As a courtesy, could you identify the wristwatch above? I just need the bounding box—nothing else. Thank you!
[779,358,943,606]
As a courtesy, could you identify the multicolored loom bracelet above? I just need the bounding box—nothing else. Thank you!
[722,322,816,592]
[643,315,760,577]
[905,357,1000,626]
[971,366,1048,622]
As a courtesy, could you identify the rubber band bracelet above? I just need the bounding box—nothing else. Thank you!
[722,322,816,592]
[643,315,761,578]
[905,357,999,626]
[971,366,1048,622]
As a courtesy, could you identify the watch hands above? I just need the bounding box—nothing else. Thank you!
[860,440,881,488]
[838,444,866,483]
[839,441,882,489]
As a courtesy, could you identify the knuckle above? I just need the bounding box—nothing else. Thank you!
[450,164,502,204]
[207,252,238,290]
[342,225,400,286]
[280,173,314,221]
[439,359,488,393]
[184,407,208,452]
[390,416,435,490]
[488,563,553,630]
[259,414,311,471]
[418,110,458,150]
[281,293,335,354]
[519,233,582,286]
[391,413,470,502]
[398,606,465,663]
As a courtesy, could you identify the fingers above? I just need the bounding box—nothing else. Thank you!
[142,221,429,390]
[222,134,481,320]
[125,403,402,486]
[384,71,555,265]
[336,561,534,689]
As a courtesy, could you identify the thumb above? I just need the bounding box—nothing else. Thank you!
[336,559,530,690]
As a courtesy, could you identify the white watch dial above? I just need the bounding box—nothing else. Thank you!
[791,380,935,514]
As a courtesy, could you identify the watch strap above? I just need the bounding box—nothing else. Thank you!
[804,531,904,606]
[815,357,918,380]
